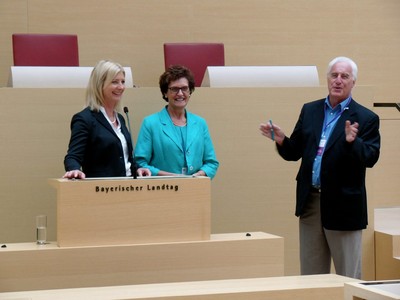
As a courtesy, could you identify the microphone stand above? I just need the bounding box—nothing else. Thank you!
[124,106,137,179]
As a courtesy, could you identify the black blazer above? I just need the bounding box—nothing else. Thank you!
[64,107,137,177]
[277,98,380,230]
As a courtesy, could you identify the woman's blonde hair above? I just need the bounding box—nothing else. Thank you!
[86,60,125,111]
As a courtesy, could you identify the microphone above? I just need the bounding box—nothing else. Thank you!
[123,106,133,135]
[123,106,137,179]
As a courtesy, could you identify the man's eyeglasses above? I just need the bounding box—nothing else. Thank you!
[168,86,190,94]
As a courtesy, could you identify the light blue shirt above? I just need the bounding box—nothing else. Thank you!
[312,96,352,187]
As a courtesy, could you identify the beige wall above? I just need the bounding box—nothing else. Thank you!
[1,86,398,281]
[1,0,400,100]
[0,0,399,280]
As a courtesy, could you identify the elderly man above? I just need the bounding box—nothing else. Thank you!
[260,56,380,279]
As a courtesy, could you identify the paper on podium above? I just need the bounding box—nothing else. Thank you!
[72,175,198,181]
[8,66,134,88]
[201,66,319,87]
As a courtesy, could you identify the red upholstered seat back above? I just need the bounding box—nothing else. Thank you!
[12,33,79,66]
[163,43,225,87]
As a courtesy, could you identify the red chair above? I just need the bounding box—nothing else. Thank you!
[12,33,79,66]
[163,43,225,87]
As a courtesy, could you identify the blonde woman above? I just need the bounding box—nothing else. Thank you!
[63,60,150,179]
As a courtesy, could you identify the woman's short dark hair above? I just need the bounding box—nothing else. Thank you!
[159,65,195,101]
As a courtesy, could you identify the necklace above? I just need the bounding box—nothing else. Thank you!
[172,120,186,126]
[109,113,116,124]
[167,107,186,126]
[172,119,186,126]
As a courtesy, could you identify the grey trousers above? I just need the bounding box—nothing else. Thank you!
[299,191,362,279]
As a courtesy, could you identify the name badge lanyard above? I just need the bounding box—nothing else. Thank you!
[317,98,352,157]
[179,126,188,175]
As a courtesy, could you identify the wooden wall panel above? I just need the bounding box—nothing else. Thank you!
[370,118,400,207]
[0,0,27,85]
[0,0,400,101]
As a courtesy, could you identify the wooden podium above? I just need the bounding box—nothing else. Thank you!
[49,176,211,247]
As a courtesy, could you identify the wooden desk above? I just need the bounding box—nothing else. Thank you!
[0,232,283,293]
[0,274,358,300]
[374,207,400,280]
[345,281,400,300]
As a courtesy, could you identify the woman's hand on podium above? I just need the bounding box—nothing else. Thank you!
[192,170,206,177]
[137,168,151,177]
[63,170,86,179]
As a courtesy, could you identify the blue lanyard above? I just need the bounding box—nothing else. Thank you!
[176,125,188,175]
[179,126,187,164]
[322,97,352,137]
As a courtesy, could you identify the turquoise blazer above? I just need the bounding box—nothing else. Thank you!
[135,106,219,179]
